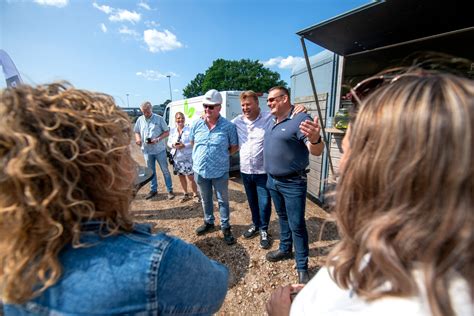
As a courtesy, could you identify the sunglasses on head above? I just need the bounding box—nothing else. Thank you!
[350,69,427,105]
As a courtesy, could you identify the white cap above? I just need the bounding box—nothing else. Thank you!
[203,89,222,105]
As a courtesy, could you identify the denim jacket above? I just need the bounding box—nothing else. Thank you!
[4,223,229,315]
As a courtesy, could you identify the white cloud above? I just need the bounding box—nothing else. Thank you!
[138,2,151,10]
[109,9,141,24]
[145,20,160,28]
[93,2,112,14]
[34,0,68,8]
[144,29,183,53]
[93,3,140,23]
[136,71,178,81]
[261,56,304,70]
[100,23,107,33]
[136,70,167,81]
[119,26,140,38]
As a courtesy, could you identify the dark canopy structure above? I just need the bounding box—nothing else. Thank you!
[297,0,473,58]
[296,0,473,176]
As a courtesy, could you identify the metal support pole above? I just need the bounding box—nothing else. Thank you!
[300,36,335,177]
[166,75,172,101]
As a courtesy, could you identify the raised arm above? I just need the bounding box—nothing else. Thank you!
[300,116,324,156]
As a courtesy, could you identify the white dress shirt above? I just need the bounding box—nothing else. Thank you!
[232,111,272,174]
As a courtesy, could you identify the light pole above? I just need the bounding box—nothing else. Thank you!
[126,93,130,108]
[166,75,172,101]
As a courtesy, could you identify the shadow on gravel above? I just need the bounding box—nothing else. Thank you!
[194,237,250,289]
[226,224,254,239]
[228,188,248,204]
[132,204,203,221]
[309,243,336,258]
[306,217,339,243]
[228,170,242,183]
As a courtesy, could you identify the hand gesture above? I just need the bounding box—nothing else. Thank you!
[266,284,305,316]
[299,116,321,144]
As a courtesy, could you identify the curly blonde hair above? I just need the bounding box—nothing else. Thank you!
[328,72,473,316]
[0,82,136,303]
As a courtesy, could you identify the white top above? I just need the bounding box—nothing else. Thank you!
[290,266,472,316]
[167,126,193,163]
[232,111,272,174]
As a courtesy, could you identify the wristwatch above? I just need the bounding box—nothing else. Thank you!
[310,135,322,145]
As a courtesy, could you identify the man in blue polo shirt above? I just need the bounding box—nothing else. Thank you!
[264,86,324,284]
[190,89,239,245]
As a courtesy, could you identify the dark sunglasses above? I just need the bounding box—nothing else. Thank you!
[267,94,285,103]
[203,104,218,110]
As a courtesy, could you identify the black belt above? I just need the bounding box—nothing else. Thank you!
[270,169,309,180]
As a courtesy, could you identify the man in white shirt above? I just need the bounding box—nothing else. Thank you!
[232,91,272,249]
[233,91,308,249]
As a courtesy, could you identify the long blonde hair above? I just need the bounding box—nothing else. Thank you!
[328,72,473,316]
[0,83,136,303]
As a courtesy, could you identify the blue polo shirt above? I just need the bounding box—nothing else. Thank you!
[190,116,238,179]
[264,109,311,176]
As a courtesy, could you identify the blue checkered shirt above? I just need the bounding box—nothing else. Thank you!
[190,116,238,178]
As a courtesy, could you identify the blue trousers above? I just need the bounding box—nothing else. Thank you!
[143,151,173,193]
[267,174,309,271]
[241,173,271,232]
[195,173,230,229]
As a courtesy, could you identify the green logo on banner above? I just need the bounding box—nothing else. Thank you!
[184,100,195,118]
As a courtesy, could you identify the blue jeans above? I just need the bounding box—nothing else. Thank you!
[241,173,271,232]
[267,174,309,271]
[195,173,230,229]
[144,151,173,193]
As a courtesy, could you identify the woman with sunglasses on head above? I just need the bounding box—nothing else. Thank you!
[167,111,200,203]
[0,83,228,315]
[267,70,474,316]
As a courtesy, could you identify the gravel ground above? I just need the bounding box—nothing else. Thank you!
[130,146,339,315]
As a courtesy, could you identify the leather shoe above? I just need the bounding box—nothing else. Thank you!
[298,270,310,284]
[145,191,157,200]
[266,250,293,262]
[222,227,236,245]
[195,222,215,236]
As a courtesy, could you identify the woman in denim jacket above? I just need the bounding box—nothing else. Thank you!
[0,83,228,315]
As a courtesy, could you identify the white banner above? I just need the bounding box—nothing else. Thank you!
[0,49,23,87]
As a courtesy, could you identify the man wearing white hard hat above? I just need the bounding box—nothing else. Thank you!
[190,89,239,245]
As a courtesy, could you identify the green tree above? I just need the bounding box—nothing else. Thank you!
[183,59,287,98]
[182,73,205,98]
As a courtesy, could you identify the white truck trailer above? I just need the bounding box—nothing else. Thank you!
[163,91,267,128]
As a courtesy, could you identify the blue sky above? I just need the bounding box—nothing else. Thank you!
[1,0,368,108]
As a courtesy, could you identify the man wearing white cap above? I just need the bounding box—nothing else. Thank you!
[190,89,239,245]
